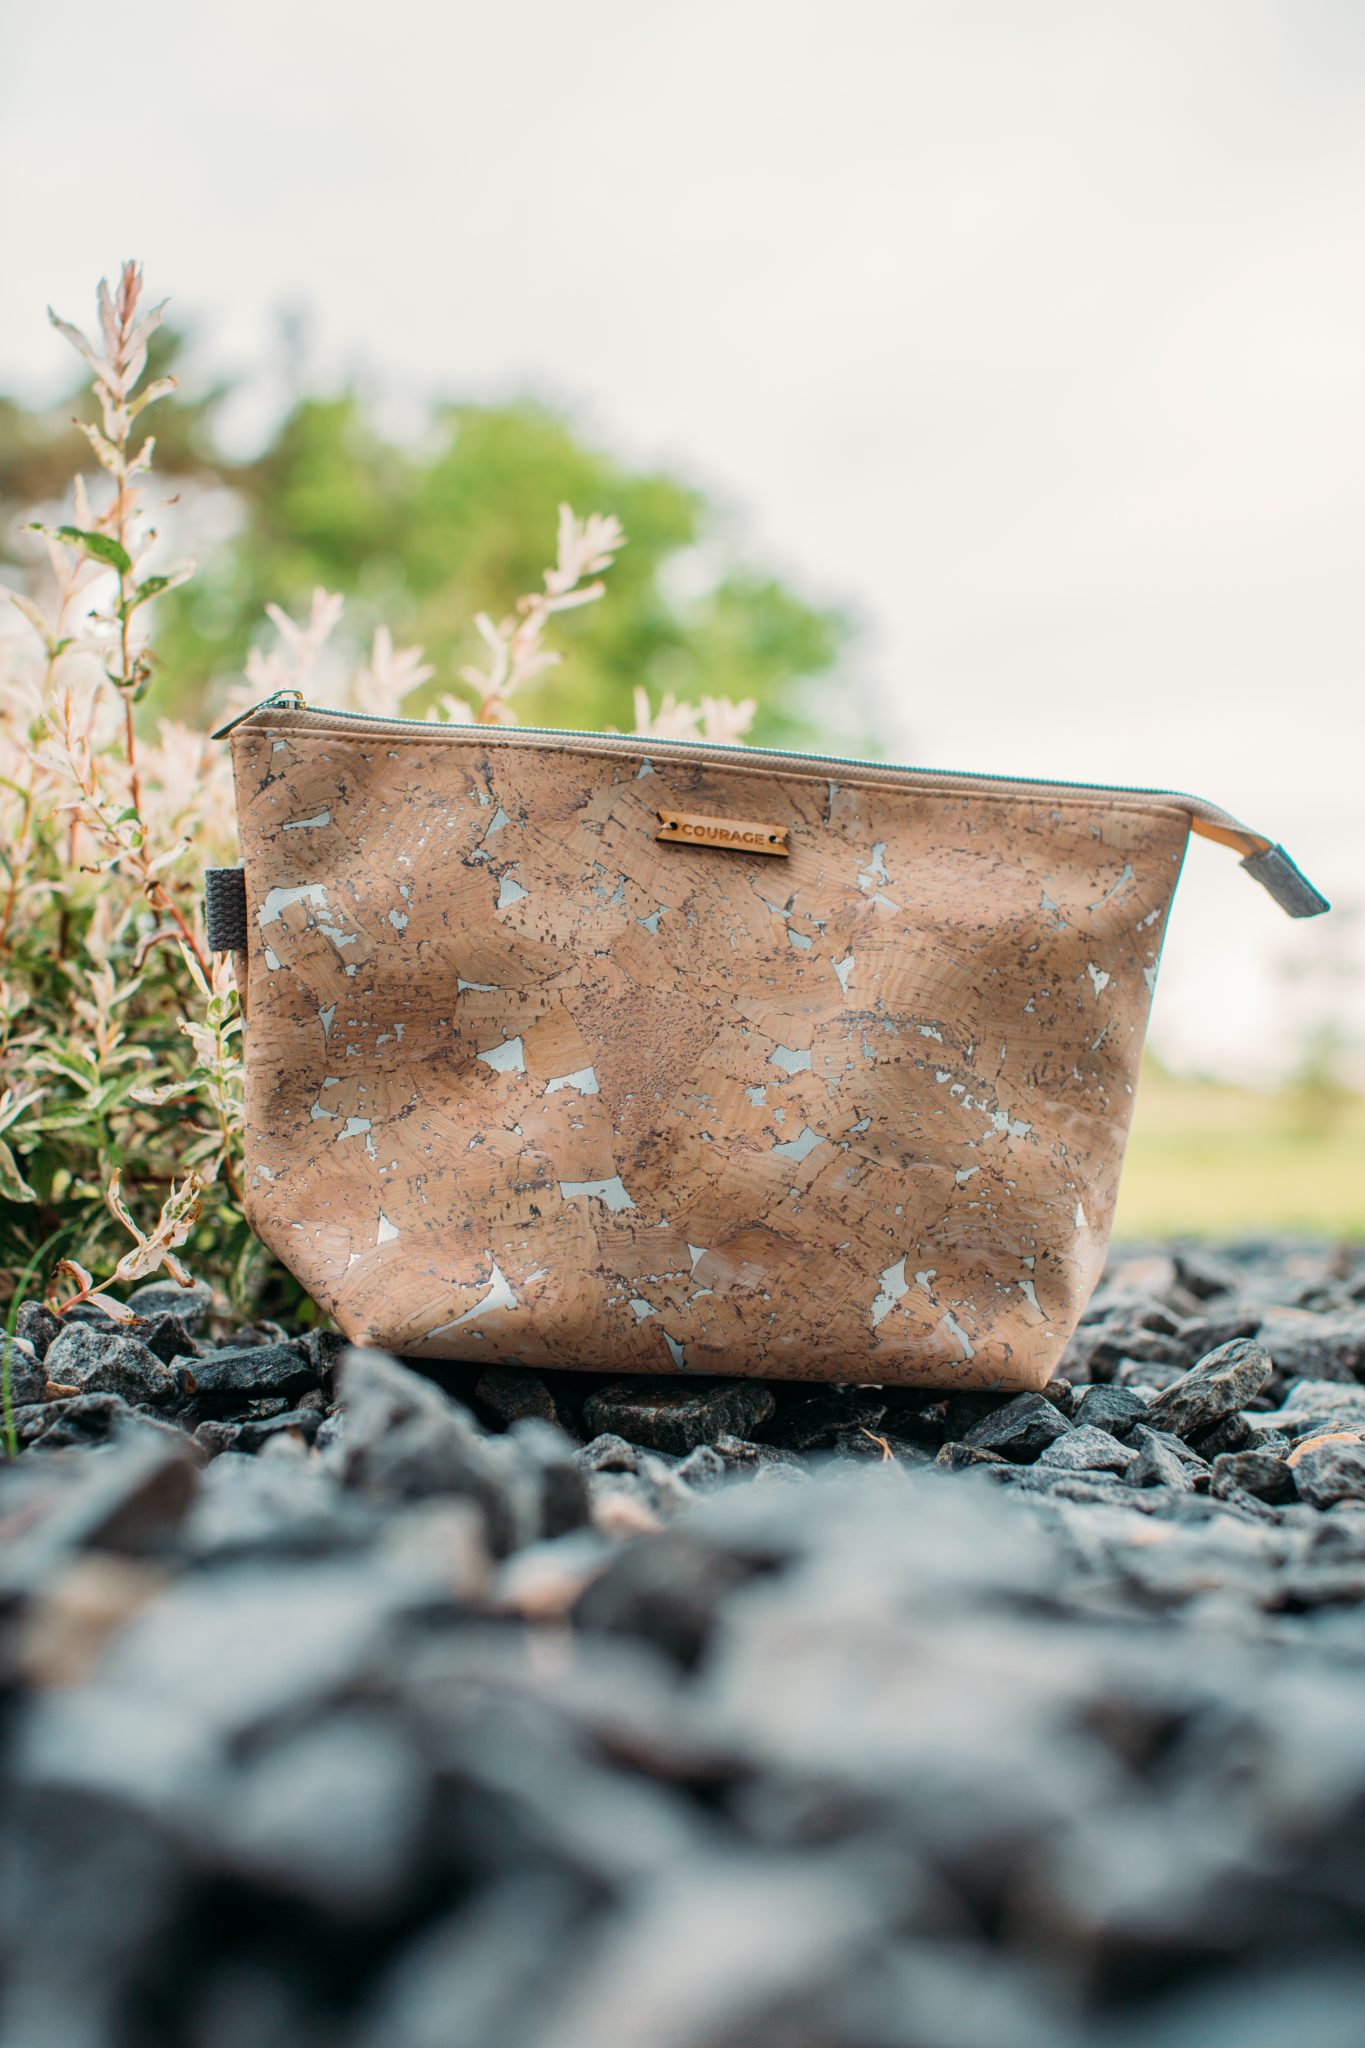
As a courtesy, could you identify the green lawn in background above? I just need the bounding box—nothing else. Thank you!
[1116,1065,1365,1239]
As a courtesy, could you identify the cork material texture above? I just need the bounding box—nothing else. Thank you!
[230,723,1190,1390]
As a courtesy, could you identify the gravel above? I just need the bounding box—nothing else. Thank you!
[963,1389,1072,1460]
[582,1377,777,1453]
[185,1340,323,1402]
[1289,1434,1365,1508]
[40,1323,183,1407]
[1143,1336,1275,1437]
[2,1233,1365,2045]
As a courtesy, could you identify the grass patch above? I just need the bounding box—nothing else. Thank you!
[1117,1067,1365,1239]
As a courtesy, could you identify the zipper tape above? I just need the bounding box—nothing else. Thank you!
[211,695,1331,920]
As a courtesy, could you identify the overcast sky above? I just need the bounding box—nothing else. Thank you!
[2,0,1361,1078]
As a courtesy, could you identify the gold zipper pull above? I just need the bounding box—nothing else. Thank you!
[211,689,307,741]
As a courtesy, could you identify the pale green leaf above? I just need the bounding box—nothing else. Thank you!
[37,525,133,576]
[0,1139,36,1204]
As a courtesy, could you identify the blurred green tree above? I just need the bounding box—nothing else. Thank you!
[0,329,854,745]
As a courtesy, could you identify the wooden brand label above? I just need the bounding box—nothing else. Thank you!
[656,807,790,857]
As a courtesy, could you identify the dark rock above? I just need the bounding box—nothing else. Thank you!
[1096,1249,1187,1306]
[183,1452,379,1563]
[1170,1313,1261,1365]
[0,1425,199,1589]
[233,1408,325,1451]
[1072,1385,1149,1438]
[1013,1464,1126,1502]
[90,1559,409,1737]
[1127,1425,1198,1491]
[355,1875,591,2048]
[1088,1326,1187,1378]
[232,1316,291,1345]
[6,1399,73,1448]
[1172,1247,1242,1298]
[764,1388,891,1451]
[186,1341,320,1404]
[1270,1562,1365,1607]
[584,1466,664,1524]
[508,1853,888,2048]
[962,1391,1071,1462]
[1308,1506,1365,1563]
[831,1945,1069,2048]
[1054,1322,1114,1384]
[1256,1307,1365,1383]
[877,1392,951,1448]
[140,1313,198,1366]
[215,1710,431,1916]
[194,1419,246,1457]
[125,1276,213,1329]
[942,1388,1026,1439]
[297,1327,349,1377]
[576,1432,642,1475]
[1,1334,44,1407]
[573,1528,768,1668]
[1144,1338,1274,1441]
[0,1709,192,2044]
[709,1433,803,1472]
[935,1441,1011,1469]
[827,1423,901,1460]
[673,1444,728,1492]
[1037,1424,1139,1474]
[1210,1450,1297,1505]
[333,1349,520,1553]
[29,1392,137,1447]
[314,1411,344,1454]
[1263,1382,1365,1442]
[14,1301,61,1360]
[637,1450,710,1515]
[882,1435,937,1469]
[1114,1357,1188,1393]
[41,1323,181,1408]
[1188,1411,1253,1460]
[506,1418,590,1539]
[1290,1436,1365,1509]
[584,1377,776,1454]
[1110,1967,1365,2048]
[1241,1417,1293,1452]
[474,1364,558,1429]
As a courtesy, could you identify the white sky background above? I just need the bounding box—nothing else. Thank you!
[1,0,1361,1081]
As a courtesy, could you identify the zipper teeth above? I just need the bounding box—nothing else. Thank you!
[236,697,1248,833]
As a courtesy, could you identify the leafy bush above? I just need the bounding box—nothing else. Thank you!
[0,263,763,1331]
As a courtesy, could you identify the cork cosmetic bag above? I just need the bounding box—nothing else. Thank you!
[209,701,1327,1391]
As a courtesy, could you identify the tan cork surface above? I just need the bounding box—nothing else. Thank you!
[231,725,1189,1390]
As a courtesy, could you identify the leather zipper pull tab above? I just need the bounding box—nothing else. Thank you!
[1187,815,1330,917]
[1240,843,1332,918]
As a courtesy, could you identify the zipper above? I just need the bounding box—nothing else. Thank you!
[211,689,307,739]
[214,693,1329,917]
[212,690,1236,818]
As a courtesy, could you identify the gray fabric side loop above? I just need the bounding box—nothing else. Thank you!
[1240,844,1331,919]
[205,868,248,952]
